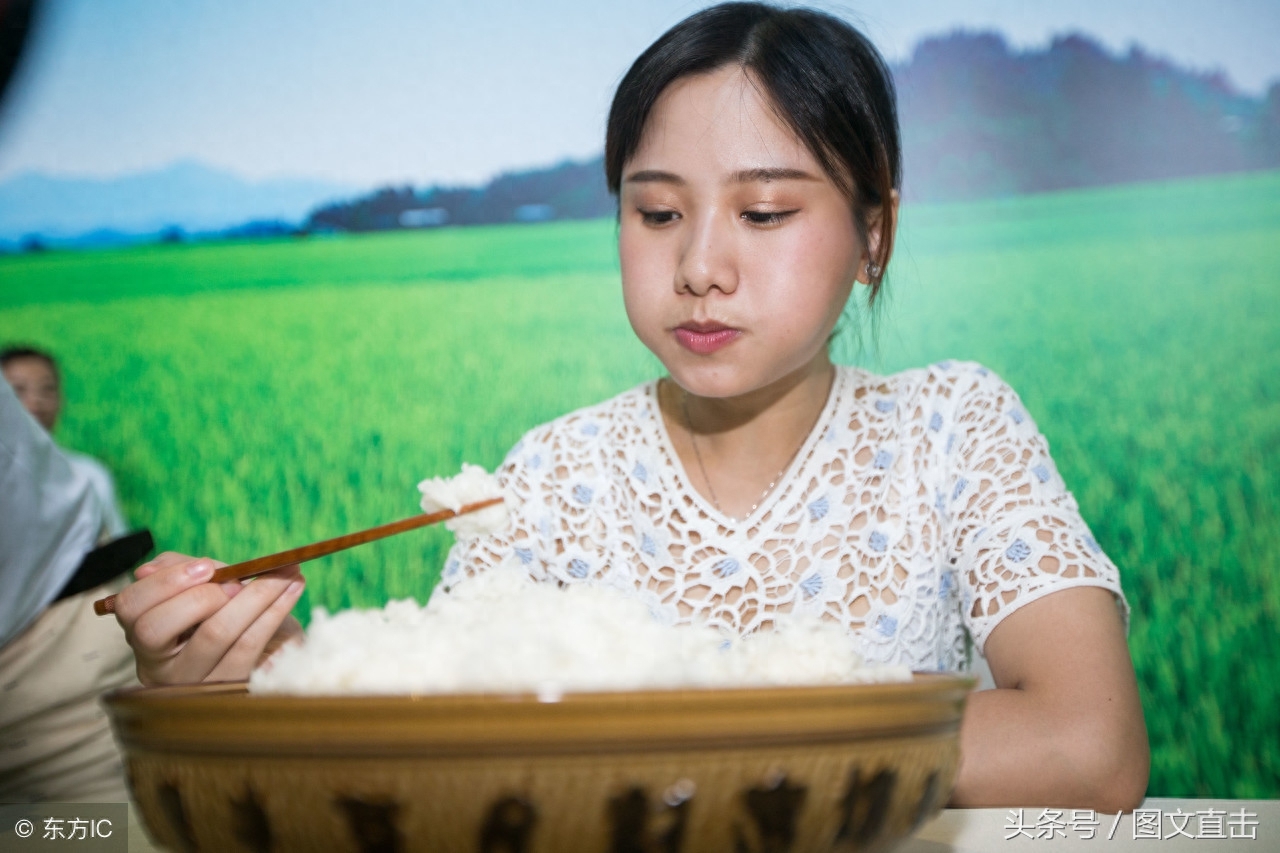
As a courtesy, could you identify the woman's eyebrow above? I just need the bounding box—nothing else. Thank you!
[624,167,819,186]
[730,167,819,184]
[624,169,685,185]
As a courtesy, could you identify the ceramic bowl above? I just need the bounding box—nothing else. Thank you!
[106,673,972,852]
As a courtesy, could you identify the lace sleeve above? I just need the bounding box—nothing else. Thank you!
[942,365,1127,653]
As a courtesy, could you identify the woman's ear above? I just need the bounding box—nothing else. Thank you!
[868,189,900,265]
[856,189,900,285]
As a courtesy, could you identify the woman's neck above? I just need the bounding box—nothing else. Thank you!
[659,356,836,519]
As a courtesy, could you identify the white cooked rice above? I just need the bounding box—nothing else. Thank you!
[417,463,510,540]
[249,562,911,696]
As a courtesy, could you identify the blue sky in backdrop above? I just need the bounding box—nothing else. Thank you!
[0,0,1277,187]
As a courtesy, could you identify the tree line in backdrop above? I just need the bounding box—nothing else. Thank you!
[308,31,1280,234]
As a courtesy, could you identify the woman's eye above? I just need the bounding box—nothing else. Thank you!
[638,208,679,226]
[742,209,797,226]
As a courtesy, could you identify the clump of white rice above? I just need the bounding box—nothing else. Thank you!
[417,463,509,539]
[249,563,911,696]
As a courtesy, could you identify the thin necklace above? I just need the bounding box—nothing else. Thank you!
[680,387,815,522]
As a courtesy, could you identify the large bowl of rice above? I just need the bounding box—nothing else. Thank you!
[107,557,973,852]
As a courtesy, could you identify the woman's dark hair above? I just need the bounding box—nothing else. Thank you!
[605,2,901,301]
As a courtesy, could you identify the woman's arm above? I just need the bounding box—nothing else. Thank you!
[949,585,1149,812]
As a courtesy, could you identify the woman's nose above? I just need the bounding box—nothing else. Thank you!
[675,211,738,296]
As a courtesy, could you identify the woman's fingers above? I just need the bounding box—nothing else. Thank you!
[167,568,304,683]
[127,582,230,662]
[115,555,225,629]
[113,552,308,686]
[260,614,305,662]
[117,557,233,682]
[132,550,190,580]
[204,580,306,682]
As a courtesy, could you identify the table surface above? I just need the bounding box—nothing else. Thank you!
[125,798,1277,851]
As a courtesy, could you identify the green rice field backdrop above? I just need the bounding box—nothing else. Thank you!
[2,169,1277,798]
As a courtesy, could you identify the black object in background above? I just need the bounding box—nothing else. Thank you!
[0,0,40,106]
[55,530,155,602]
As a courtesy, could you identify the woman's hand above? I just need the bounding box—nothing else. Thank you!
[114,551,306,686]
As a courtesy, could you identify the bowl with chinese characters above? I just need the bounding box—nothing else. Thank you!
[105,674,973,852]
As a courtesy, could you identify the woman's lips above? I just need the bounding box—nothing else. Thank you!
[673,323,742,354]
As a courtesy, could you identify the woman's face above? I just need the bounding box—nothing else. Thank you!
[618,65,866,400]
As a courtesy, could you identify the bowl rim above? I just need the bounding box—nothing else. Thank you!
[106,671,973,705]
[105,672,976,758]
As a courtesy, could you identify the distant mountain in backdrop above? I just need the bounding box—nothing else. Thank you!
[305,158,613,234]
[3,30,1277,248]
[0,161,350,246]
[894,31,1280,201]
[306,31,1280,234]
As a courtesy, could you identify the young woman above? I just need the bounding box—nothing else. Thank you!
[114,2,1149,811]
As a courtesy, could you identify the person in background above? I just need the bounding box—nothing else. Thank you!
[0,0,137,805]
[2,345,128,539]
[0,359,138,803]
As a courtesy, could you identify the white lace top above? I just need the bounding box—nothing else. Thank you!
[443,361,1126,672]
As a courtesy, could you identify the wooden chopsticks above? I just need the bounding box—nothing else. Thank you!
[93,497,503,616]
